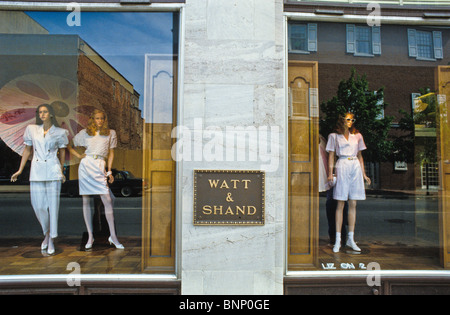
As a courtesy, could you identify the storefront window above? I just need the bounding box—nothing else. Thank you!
[287,20,449,272]
[0,10,179,275]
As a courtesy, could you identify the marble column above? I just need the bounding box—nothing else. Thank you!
[181,0,285,294]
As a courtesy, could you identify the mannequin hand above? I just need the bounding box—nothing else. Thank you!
[108,174,114,184]
[364,175,371,185]
[11,171,21,182]
[327,175,334,183]
[62,174,66,184]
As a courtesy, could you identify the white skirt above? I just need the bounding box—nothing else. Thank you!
[333,157,366,201]
[78,156,109,195]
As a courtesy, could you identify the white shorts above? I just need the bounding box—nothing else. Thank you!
[333,157,366,201]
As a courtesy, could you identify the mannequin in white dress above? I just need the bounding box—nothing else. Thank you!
[69,109,123,250]
[326,113,371,253]
[11,104,68,255]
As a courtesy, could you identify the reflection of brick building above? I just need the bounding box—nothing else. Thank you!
[0,12,143,176]
[77,44,143,151]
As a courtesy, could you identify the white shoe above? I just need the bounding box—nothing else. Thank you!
[346,239,361,252]
[85,239,94,250]
[47,238,55,255]
[108,236,124,250]
[332,243,340,253]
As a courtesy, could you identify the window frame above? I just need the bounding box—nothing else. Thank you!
[288,22,317,54]
[346,24,381,57]
[407,28,443,61]
[0,1,184,281]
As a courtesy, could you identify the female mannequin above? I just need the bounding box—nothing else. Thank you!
[69,109,123,250]
[11,104,68,255]
[326,113,371,253]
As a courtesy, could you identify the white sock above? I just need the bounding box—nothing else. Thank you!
[335,232,341,243]
[348,232,355,242]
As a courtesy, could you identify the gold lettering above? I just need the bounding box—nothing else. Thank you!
[208,179,220,188]
[230,179,239,189]
[219,180,229,189]
[202,205,212,215]
[248,206,257,215]
[242,179,251,189]
[225,206,234,215]
[213,205,223,215]
[236,206,245,215]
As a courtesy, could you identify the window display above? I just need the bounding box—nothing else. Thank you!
[288,20,450,272]
[0,10,179,275]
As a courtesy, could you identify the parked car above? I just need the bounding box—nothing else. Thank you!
[63,169,144,197]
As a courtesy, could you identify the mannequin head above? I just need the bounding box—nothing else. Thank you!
[35,104,59,127]
[86,109,110,136]
[336,112,358,135]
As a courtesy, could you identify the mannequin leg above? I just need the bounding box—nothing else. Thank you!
[333,200,346,252]
[45,181,61,254]
[347,200,357,232]
[47,180,61,238]
[30,181,50,249]
[346,200,360,251]
[82,195,94,246]
[100,192,122,246]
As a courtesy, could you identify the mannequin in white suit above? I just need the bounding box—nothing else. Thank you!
[11,104,68,255]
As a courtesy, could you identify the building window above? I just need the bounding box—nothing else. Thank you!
[288,23,317,54]
[346,24,381,56]
[421,162,439,190]
[407,29,443,61]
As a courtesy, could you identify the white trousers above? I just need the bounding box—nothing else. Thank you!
[30,181,61,238]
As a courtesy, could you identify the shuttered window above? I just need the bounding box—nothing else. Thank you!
[408,28,443,61]
[346,24,381,56]
[288,23,317,54]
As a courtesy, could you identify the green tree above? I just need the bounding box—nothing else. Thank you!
[320,68,394,163]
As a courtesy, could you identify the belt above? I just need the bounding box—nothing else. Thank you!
[339,156,358,160]
[87,154,106,161]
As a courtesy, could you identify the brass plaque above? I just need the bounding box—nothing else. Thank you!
[194,170,265,225]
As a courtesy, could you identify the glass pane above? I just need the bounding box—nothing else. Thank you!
[356,26,372,54]
[0,10,178,275]
[288,20,450,272]
[289,24,307,52]
[417,30,433,59]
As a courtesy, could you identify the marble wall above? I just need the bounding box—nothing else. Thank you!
[181,0,286,294]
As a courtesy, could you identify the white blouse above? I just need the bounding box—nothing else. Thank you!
[326,132,366,157]
[73,129,117,158]
[23,124,69,181]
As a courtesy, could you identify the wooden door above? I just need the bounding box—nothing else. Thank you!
[142,56,177,273]
[437,66,450,269]
[288,61,319,270]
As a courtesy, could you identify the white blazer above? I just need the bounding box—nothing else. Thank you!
[24,124,69,181]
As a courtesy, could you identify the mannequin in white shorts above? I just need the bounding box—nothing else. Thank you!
[326,112,371,253]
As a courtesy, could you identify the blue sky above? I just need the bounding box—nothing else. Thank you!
[25,11,177,111]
